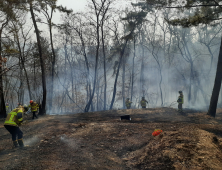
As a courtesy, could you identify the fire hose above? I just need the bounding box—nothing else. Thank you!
[169,101,177,107]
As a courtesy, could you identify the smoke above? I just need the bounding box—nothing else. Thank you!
[47,30,220,113]
[60,134,79,150]
[24,136,40,146]
[5,3,221,115]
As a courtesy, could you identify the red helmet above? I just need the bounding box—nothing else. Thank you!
[30,100,33,104]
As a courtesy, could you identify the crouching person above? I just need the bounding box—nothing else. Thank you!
[4,105,28,148]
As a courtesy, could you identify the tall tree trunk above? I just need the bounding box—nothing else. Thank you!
[0,30,6,118]
[75,29,92,112]
[84,0,110,112]
[86,84,89,102]
[30,2,46,115]
[66,43,75,112]
[91,100,94,112]
[140,49,145,97]
[159,67,163,106]
[34,59,36,94]
[140,31,145,99]
[184,41,194,104]
[96,79,100,111]
[84,14,100,112]
[18,58,23,104]
[101,24,107,111]
[48,18,56,113]
[122,54,126,109]
[207,36,222,117]
[22,58,32,100]
[131,38,136,102]
[149,46,164,106]
[110,40,129,110]
[188,62,193,103]
[70,38,75,103]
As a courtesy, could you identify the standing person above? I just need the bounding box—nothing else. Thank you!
[140,97,148,108]
[177,91,184,113]
[4,105,28,147]
[125,98,132,109]
[6,103,9,114]
[29,100,39,119]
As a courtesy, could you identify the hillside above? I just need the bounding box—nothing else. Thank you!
[1,108,222,170]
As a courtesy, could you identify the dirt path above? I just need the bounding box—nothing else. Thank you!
[1,108,222,170]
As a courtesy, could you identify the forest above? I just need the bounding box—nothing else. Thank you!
[0,0,222,117]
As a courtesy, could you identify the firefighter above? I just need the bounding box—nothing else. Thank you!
[23,104,28,115]
[140,97,148,108]
[125,98,132,109]
[29,100,39,119]
[177,91,184,113]
[4,105,28,147]
[6,103,9,114]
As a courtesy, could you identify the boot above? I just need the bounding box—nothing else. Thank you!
[18,139,24,147]
[13,140,19,147]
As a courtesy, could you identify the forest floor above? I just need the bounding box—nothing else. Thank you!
[1,107,222,170]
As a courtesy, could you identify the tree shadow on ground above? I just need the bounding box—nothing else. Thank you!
[201,128,222,138]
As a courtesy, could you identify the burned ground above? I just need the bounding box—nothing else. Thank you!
[1,108,222,170]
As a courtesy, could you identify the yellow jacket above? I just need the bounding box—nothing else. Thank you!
[140,99,148,107]
[4,106,24,127]
[177,95,184,104]
[29,102,39,112]
[125,100,132,107]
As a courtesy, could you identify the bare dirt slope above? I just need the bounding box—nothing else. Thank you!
[1,108,222,170]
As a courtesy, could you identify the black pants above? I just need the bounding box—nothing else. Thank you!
[126,106,131,109]
[142,106,146,108]
[4,125,23,141]
[178,103,183,112]
[32,111,38,119]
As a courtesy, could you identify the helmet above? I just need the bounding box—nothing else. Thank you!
[30,100,33,104]
[127,98,129,100]
[179,91,182,94]
[142,97,145,99]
